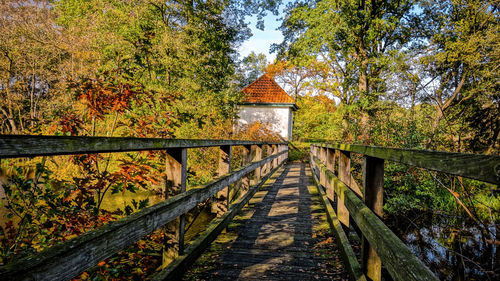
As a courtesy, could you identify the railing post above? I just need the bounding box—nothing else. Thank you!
[310,145,315,164]
[362,156,384,281]
[251,145,262,185]
[285,143,289,161]
[280,144,285,164]
[163,148,187,264]
[264,144,272,175]
[218,145,232,210]
[338,150,351,227]
[326,148,335,174]
[272,144,278,169]
[279,144,284,163]
[241,145,252,194]
[325,148,336,201]
[320,146,327,165]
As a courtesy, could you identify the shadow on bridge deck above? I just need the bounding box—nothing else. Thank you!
[183,162,350,281]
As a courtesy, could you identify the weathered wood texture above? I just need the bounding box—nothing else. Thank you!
[272,144,278,169]
[184,163,350,281]
[338,150,351,227]
[311,165,367,281]
[218,146,232,212]
[316,143,500,185]
[361,156,384,281]
[0,150,287,281]
[326,148,336,174]
[152,161,286,280]
[312,156,439,281]
[251,145,263,185]
[0,135,286,158]
[163,148,187,261]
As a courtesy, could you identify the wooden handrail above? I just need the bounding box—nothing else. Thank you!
[0,135,289,280]
[310,143,498,280]
[0,150,287,281]
[316,143,499,185]
[0,135,287,158]
[311,155,438,281]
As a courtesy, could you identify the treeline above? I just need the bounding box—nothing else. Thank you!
[0,0,281,140]
[0,0,281,277]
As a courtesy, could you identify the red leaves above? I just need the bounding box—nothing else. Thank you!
[52,114,84,136]
[70,76,141,120]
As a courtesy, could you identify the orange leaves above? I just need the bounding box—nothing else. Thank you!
[55,114,84,136]
[234,121,282,142]
[70,76,141,120]
[64,189,81,203]
[265,60,291,77]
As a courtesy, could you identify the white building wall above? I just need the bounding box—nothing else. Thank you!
[238,105,293,140]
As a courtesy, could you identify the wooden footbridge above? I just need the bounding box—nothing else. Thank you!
[0,136,498,281]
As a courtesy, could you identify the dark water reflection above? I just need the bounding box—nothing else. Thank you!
[386,214,499,281]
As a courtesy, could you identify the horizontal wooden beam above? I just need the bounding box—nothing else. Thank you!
[0,135,287,158]
[312,156,438,281]
[314,143,499,185]
[151,163,285,280]
[0,151,286,281]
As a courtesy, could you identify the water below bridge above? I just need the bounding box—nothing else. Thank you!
[183,162,350,281]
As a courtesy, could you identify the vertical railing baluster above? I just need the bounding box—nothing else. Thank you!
[218,145,231,211]
[272,144,278,170]
[338,150,351,227]
[319,147,326,188]
[241,145,251,194]
[325,148,336,201]
[163,148,187,263]
[321,146,327,166]
[362,156,384,281]
[251,145,262,185]
[264,144,271,175]
[326,148,335,174]
[285,143,289,161]
[279,144,284,164]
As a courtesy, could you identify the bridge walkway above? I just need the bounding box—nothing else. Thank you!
[183,162,351,281]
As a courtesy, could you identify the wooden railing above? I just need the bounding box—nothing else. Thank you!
[0,135,289,281]
[310,143,499,281]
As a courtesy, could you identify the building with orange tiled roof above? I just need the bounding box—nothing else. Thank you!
[238,74,297,140]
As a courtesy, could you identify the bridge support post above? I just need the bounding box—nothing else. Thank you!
[251,145,262,185]
[215,145,231,213]
[272,144,278,169]
[362,156,384,281]
[320,147,327,166]
[163,148,187,265]
[238,145,251,197]
[338,150,350,227]
[264,144,272,176]
[325,148,336,201]
[326,148,336,174]
[279,144,285,165]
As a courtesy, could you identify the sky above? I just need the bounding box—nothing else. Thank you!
[237,11,285,63]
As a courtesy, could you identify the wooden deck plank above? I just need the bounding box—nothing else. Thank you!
[184,162,350,281]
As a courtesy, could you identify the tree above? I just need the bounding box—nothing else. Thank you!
[0,0,69,133]
[266,60,323,99]
[235,51,268,87]
[276,0,415,105]
[416,0,499,151]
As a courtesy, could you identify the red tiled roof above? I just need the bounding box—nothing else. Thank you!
[241,74,296,104]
